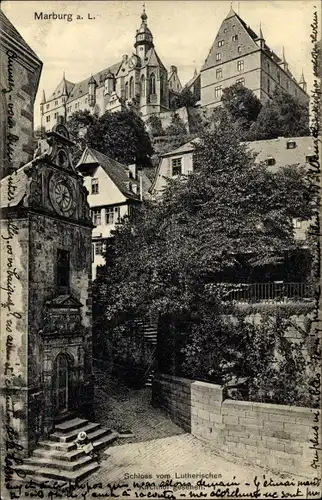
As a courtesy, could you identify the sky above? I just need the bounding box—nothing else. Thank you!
[2,0,320,128]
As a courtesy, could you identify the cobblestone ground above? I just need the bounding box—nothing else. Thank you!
[94,366,184,442]
[91,368,320,499]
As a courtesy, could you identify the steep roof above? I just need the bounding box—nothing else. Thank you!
[184,71,200,89]
[144,47,167,72]
[0,10,41,62]
[48,77,74,101]
[202,8,260,72]
[161,138,200,158]
[76,146,151,200]
[66,61,122,103]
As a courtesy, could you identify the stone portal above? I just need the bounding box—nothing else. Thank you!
[0,120,93,457]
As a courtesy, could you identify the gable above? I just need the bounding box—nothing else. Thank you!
[83,165,127,206]
[201,10,260,71]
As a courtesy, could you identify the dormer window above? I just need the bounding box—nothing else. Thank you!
[216,68,222,79]
[218,40,224,47]
[232,35,238,42]
[216,53,222,61]
[265,157,276,166]
[172,157,182,176]
[91,178,99,194]
[286,141,296,149]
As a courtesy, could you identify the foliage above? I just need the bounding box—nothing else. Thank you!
[146,115,165,137]
[67,109,153,167]
[221,83,262,127]
[164,112,187,137]
[177,309,317,407]
[93,114,314,400]
[175,88,198,109]
[249,87,310,140]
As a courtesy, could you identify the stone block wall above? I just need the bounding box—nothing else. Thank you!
[152,374,320,478]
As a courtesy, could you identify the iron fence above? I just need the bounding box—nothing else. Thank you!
[220,282,313,302]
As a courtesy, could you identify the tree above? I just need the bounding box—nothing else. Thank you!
[67,109,153,167]
[67,110,97,164]
[221,83,262,127]
[249,88,310,140]
[94,115,313,321]
[175,88,198,109]
[146,114,165,137]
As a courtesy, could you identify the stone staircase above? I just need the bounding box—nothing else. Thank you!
[14,417,118,486]
[142,321,157,387]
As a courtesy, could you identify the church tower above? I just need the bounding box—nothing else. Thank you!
[134,5,154,62]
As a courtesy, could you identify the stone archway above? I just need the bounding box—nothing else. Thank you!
[52,352,74,416]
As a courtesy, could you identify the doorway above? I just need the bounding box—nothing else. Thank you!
[53,353,71,415]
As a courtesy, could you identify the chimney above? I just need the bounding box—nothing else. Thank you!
[122,54,128,62]
[128,163,137,179]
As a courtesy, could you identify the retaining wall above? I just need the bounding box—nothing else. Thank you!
[152,373,321,478]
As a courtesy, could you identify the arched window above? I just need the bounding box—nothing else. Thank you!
[149,73,156,95]
[125,81,129,99]
[129,77,134,98]
[160,74,164,100]
[141,75,145,97]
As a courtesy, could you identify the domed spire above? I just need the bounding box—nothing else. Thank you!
[134,3,154,55]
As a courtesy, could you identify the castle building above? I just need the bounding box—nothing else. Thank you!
[41,7,178,131]
[200,7,309,109]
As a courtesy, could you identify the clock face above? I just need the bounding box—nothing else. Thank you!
[49,173,76,218]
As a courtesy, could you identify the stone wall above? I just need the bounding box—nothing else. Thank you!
[152,373,320,478]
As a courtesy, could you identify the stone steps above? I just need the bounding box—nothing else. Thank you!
[13,417,118,485]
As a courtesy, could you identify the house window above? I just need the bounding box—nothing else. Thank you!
[236,78,245,85]
[216,53,222,61]
[94,241,103,255]
[265,158,276,166]
[91,178,99,194]
[46,104,50,110]
[56,249,70,294]
[214,86,222,98]
[54,112,58,119]
[125,81,129,99]
[237,60,244,72]
[216,68,222,79]
[46,115,51,122]
[232,35,238,42]
[149,73,156,94]
[92,208,101,225]
[294,220,302,229]
[267,78,270,93]
[171,157,182,176]
[105,206,120,224]
[55,100,58,106]
[238,46,242,53]
[286,141,296,149]
[224,28,227,33]
[218,40,224,47]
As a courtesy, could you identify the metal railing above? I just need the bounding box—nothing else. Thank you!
[220,282,313,302]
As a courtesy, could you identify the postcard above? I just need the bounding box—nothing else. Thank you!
[1,1,321,498]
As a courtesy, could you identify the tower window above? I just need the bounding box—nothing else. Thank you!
[216,68,222,79]
[237,60,244,72]
[236,78,245,85]
[56,249,70,295]
[232,35,238,42]
[218,40,224,47]
[238,46,242,53]
[149,73,156,95]
[46,115,51,122]
[214,86,222,98]
[267,78,270,93]
[171,157,182,176]
[91,178,99,194]
[286,141,296,149]
[216,53,222,61]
